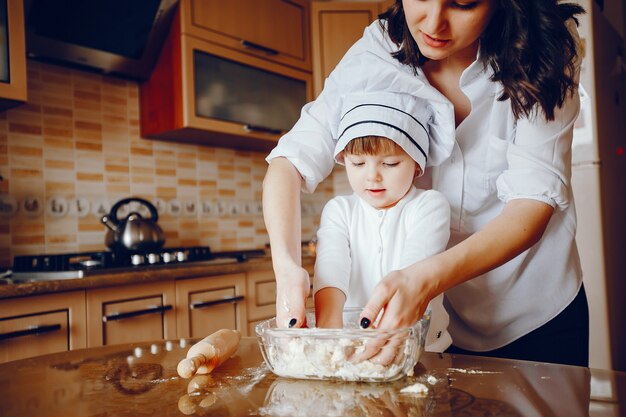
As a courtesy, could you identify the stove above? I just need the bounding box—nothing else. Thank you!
[10,247,266,282]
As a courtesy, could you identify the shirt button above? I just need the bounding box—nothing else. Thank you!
[378,247,382,253]
[378,211,384,218]
[450,157,456,164]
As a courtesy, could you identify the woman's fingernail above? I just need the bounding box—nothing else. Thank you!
[360,317,371,329]
[288,318,297,328]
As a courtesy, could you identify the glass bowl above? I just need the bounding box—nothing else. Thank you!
[255,308,430,382]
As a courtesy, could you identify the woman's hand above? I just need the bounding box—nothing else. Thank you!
[274,265,310,328]
[361,268,436,331]
[356,267,438,363]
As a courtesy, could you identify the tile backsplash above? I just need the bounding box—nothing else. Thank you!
[0,61,334,267]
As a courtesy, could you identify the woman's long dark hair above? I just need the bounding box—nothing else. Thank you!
[380,1,585,121]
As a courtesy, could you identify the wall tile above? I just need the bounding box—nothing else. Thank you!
[0,60,335,267]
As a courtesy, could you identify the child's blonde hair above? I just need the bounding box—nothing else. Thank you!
[343,136,422,176]
[343,136,403,156]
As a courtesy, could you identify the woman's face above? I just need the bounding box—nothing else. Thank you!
[402,0,496,62]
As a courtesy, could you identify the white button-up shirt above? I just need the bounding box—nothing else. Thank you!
[314,187,452,353]
[267,21,582,351]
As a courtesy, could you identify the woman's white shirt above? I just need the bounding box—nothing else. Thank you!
[314,187,452,353]
[267,21,583,351]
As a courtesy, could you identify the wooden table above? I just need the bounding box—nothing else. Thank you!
[0,337,623,416]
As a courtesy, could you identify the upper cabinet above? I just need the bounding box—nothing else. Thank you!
[181,0,312,72]
[0,0,27,110]
[311,1,388,97]
[140,0,313,152]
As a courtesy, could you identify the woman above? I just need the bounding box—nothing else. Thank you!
[263,0,588,366]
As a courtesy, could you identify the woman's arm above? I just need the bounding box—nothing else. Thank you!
[262,157,310,328]
[361,198,554,329]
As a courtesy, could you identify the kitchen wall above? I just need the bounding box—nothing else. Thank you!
[0,61,334,268]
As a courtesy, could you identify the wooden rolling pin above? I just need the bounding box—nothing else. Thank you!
[177,329,241,378]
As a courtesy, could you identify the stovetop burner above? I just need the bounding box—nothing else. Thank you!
[11,247,266,281]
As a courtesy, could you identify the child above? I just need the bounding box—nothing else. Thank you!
[313,92,452,353]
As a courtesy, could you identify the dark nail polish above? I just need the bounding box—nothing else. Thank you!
[360,317,371,329]
[288,318,297,328]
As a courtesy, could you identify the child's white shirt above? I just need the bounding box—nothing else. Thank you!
[314,186,452,352]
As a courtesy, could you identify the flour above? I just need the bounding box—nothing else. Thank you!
[447,368,502,375]
[400,382,429,395]
[265,336,419,381]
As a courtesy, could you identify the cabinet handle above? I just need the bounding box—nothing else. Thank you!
[103,305,173,322]
[190,295,245,310]
[240,40,278,56]
[0,324,62,340]
[244,124,283,135]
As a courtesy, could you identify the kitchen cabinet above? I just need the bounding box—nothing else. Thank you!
[86,282,177,347]
[0,0,27,109]
[246,269,314,335]
[311,1,389,97]
[0,291,86,363]
[180,0,312,72]
[140,5,312,152]
[175,273,247,338]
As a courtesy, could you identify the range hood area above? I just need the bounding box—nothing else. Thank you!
[23,0,178,80]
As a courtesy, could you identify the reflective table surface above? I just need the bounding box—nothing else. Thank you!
[0,337,624,416]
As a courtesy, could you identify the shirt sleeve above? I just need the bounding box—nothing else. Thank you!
[313,197,351,297]
[400,190,452,352]
[496,21,582,210]
[399,190,451,268]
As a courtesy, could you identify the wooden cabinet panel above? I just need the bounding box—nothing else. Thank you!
[176,274,248,338]
[0,0,27,109]
[140,18,312,152]
[181,0,311,72]
[0,291,86,363]
[311,1,380,96]
[246,270,314,324]
[246,270,277,322]
[86,282,176,347]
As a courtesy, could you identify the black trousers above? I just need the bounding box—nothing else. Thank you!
[446,285,590,367]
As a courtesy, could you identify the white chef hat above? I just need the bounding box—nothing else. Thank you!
[334,92,432,175]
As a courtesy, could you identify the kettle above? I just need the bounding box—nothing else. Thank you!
[101,197,165,252]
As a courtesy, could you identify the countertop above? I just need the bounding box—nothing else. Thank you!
[0,256,315,300]
[0,337,623,416]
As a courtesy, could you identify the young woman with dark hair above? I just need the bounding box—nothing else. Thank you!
[263,0,589,366]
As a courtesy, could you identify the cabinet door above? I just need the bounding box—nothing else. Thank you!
[176,274,247,338]
[0,0,27,109]
[181,0,311,72]
[86,282,176,347]
[141,31,312,152]
[0,291,86,363]
[311,1,380,96]
[247,270,313,325]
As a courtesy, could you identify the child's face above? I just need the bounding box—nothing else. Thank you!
[344,148,420,209]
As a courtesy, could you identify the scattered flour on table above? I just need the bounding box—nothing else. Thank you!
[267,337,415,381]
[448,368,502,375]
[400,382,429,396]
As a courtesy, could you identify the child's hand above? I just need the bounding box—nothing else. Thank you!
[314,287,347,328]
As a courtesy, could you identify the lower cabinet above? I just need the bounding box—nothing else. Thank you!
[176,274,247,338]
[1,263,315,362]
[0,291,86,363]
[86,281,177,347]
